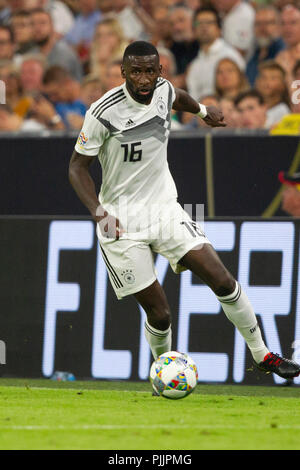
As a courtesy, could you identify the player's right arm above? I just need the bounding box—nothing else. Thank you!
[69,151,124,239]
[69,108,124,239]
[68,150,100,220]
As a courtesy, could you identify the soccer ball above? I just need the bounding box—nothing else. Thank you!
[149,351,198,399]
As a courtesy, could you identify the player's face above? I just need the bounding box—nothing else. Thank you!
[121,55,162,104]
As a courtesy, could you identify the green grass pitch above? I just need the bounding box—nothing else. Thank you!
[0,378,299,450]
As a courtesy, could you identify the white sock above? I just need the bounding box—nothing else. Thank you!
[217,281,269,364]
[144,320,172,360]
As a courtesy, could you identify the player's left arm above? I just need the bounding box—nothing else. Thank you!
[172,87,226,128]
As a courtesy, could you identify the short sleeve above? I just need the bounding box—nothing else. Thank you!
[75,110,109,157]
[168,80,176,105]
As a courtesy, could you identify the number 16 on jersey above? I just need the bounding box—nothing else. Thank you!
[121,142,142,162]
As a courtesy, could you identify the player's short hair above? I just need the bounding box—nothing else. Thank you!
[123,41,159,62]
[194,6,222,29]
[234,89,265,107]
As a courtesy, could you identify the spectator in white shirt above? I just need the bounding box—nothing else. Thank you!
[186,6,245,101]
[211,0,255,57]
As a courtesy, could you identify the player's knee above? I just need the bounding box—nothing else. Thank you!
[212,273,236,297]
[146,305,171,331]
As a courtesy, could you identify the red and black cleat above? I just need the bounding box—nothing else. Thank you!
[254,352,300,379]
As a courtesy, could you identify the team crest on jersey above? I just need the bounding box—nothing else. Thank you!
[77,131,88,148]
[121,269,135,284]
[156,97,166,115]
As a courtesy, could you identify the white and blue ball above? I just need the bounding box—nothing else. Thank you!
[150,351,198,399]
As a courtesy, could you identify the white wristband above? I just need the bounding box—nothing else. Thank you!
[197,103,207,119]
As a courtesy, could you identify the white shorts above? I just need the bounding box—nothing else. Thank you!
[96,202,211,299]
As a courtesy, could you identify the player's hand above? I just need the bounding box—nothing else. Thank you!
[94,207,124,240]
[203,105,226,127]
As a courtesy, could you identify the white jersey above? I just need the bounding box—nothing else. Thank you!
[75,78,178,231]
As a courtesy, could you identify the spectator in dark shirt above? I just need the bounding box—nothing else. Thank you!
[169,5,199,88]
[246,5,285,86]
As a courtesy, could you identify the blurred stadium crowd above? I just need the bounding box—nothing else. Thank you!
[1,0,300,132]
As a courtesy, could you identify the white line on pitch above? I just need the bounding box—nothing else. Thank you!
[0,386,149,393]
[1,424,300,431]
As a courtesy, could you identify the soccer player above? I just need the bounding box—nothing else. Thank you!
[69,41,300,381]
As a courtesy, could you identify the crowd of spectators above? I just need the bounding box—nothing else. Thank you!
[1,0,300,132]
